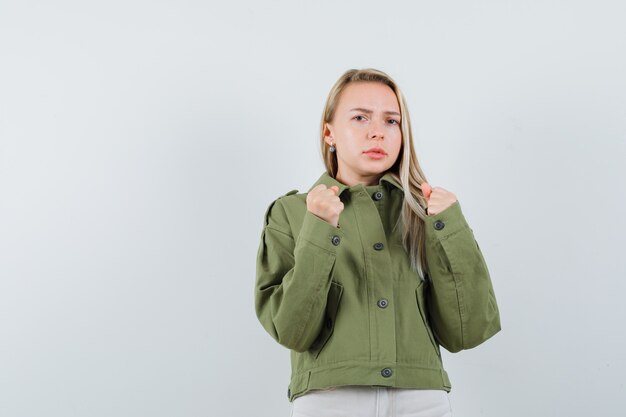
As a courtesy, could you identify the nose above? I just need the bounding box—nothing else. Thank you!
[368,119,385,140]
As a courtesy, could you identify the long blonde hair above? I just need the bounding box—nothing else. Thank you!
[319,68,431,280]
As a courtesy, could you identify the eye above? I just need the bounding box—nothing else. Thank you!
[354,115,366,121]
[389,119,400,125]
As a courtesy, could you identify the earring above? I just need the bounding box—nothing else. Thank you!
[329,141,336,153]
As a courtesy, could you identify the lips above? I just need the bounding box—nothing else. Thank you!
[364,147,387,155]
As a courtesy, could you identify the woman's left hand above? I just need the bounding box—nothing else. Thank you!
[421,182,457,216]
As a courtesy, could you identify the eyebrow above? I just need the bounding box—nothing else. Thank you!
[349,107,401,117]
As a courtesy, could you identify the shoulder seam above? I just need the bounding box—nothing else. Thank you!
[264,196,294,236]
[265,225,294,239]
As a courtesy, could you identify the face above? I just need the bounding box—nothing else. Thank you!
[324,81,403,186]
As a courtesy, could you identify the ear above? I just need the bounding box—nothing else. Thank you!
[323,122,334,145]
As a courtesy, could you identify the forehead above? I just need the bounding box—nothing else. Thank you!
[336,81,399,112]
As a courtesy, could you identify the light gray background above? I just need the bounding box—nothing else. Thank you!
[1,1,624,416]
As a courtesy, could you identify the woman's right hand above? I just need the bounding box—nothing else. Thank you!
[306,184,344,228]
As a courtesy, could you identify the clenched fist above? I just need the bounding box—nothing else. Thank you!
[306,184,345,228]
[421,182,457,216]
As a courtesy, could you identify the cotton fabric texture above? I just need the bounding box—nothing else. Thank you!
[290,385,453,417]
[255,171,501,403]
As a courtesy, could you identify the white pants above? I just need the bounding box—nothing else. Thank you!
[290,385,453,417]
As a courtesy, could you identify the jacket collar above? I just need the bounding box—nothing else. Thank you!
[308,170,403,195]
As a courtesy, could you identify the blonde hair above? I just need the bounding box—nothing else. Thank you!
[319,68,431,279]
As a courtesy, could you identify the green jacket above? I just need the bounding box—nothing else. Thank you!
[255,170,501,403]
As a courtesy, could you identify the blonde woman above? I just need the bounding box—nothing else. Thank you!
[255,68,501,417]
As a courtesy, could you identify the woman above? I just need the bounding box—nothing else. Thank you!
[255,68,501,417]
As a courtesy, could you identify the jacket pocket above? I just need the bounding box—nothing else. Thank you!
[415,281,441,358]
[307,280,344,359]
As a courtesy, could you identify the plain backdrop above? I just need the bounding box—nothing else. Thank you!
[1,1,625,416]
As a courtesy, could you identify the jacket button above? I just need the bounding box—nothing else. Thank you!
[372,191,384,201]
[381,367,393,378]
[434,220,445,230]
[373,242,384,250]
[325,317,333,329]
[377,298,388,308]
[331,235,341,245]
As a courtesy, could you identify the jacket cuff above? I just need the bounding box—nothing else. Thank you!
[296,210,344,252]
[424,200,470,241]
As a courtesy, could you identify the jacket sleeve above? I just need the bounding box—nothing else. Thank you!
[254,197,344,352]
[423,200,501,353]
